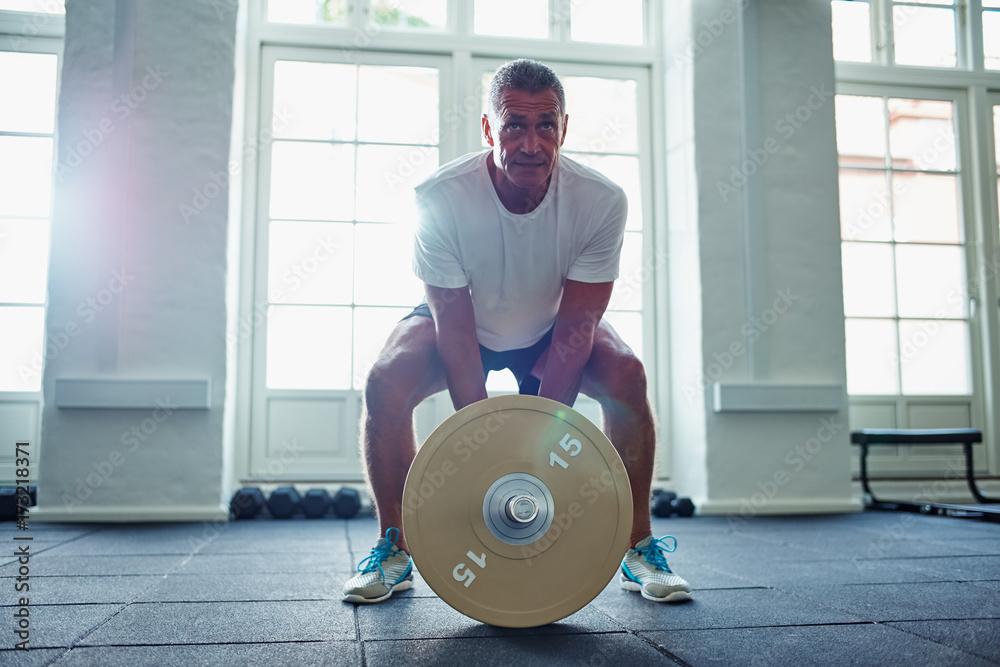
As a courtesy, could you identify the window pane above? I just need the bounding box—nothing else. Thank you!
[567,154,642,231]
[995,105,1000,169]
[892,172,959,243]
[266,305,352,389]
[273,61,357,141]
[887,98,955,171]
[892,5,956,68]
[562,77,639,154]
[0,0,64,11]
[269,141,355,221]
[353,306,410,389]
[841,242,897,317]
[845,318,900,394]
[267,0,347,25]
[835,96,885,167]
[604,310,643,361]
[895,244,965,318]
[986,11,1000,70]
[357,66,439,145]
[0,219,49,303]
[0,52,57,134]
[268,221,353,305]
[356,144,438,223]
[608,231,643,311]
[898,320,970,394]
[486,368,518,392]
[0,136,53,217]
[0,306,44,392]
[571,0,643,45]
[354,223,424,306]
[831,0,872,63]
[839,169,892,241]
[474,0,548,38]
[373,0,446,30]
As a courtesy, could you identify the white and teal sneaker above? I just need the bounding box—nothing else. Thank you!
[342,527,414,604]
[620,535,692,602]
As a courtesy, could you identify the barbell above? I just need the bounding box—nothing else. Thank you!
[402,394,632,628]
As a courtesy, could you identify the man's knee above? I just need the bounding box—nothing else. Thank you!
[595,350,648,402]
[364,319,437,411]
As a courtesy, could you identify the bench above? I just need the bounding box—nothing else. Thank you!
[851,428,999,522]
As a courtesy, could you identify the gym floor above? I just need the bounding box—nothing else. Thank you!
[2,511,998,666]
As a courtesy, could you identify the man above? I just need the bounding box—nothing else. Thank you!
[343,59,691,606]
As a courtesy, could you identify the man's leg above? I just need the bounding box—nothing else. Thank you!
[361,315,447,553]
[576,320,691,603]
[577,320,655,548]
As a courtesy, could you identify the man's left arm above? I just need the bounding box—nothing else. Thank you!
[536,279,613,406]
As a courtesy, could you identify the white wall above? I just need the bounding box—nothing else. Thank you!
[34,0,237,521]
[663,0,857,517]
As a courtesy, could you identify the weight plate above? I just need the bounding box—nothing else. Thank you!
[402,394,632,628]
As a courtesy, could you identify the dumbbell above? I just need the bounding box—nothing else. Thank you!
[0,486,36,521]
[332,487,361,518]
[229,487,265,520]
[267,486,301,519]
[302,488,331,518]
[651,489,695,518]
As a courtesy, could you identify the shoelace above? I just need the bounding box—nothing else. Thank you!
[357,527,402,580]
[636,535,678,572]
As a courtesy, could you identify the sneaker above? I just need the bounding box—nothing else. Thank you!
[620,535,692,602]
[342,527,414,604]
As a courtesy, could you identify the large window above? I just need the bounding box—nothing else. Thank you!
[836,93,970,396]
[831,0,1000,476]
[244,0,656,480]
[261,56,440,391]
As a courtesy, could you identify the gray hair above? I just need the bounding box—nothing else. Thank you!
[487,59,566,120]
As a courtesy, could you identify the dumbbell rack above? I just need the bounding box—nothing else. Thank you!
[851,428,1000,523]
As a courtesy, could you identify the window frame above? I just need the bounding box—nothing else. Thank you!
[0,10,63,484]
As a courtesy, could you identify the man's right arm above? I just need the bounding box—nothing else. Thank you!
[425,284,488,411]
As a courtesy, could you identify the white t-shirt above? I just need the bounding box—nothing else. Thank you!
[412,150,628,352]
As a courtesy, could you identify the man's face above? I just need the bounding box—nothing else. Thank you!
[483,88,568,194]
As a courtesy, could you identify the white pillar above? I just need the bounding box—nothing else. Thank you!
[35,0,238,521]
[662,0,857,517]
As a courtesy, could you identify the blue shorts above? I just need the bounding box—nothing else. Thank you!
[402,303,553,396]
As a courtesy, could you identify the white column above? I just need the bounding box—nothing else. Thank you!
[662,0,857,517]
[35,0,238,521]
